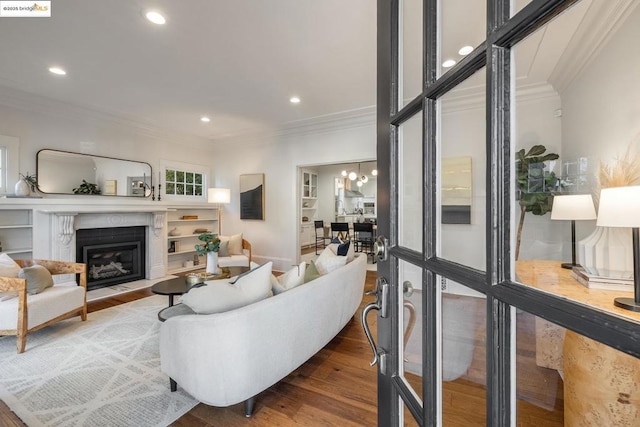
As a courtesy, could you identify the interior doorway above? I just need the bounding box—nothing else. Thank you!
[297,160,377,267]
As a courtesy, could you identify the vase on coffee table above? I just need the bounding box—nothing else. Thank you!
[206,252,219,275]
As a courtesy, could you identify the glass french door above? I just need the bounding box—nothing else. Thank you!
[372,0,640,425]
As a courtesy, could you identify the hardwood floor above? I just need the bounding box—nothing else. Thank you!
[0,271,564,426]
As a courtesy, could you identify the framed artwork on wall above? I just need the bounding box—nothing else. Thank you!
[240,173,265,220]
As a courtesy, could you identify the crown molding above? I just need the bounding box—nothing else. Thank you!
[549,0,638,94]
[211,105,377,147]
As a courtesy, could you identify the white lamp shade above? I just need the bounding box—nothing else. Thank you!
[550,194,597,221]
[597,186,640,228]
[208,188,230,204]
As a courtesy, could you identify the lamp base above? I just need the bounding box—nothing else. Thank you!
[613,297,640,312]
[561,262,578,270]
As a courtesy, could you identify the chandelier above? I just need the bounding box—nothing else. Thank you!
[341,164,378,187]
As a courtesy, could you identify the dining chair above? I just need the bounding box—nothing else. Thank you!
[314,220,331,254]
[330,222,350,241]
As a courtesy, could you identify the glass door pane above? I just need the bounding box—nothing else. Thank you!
[438,67,486,270]
[398,111,424,252]
[400,0,423,107]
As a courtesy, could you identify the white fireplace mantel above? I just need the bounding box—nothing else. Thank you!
[1,197,214,280]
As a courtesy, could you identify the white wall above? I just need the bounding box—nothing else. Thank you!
[0,90,216,191]
[561,5,640,173]
[211,124,376,271]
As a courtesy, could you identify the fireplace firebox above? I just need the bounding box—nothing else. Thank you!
[76,226,146,291]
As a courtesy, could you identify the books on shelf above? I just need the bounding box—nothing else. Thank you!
[571,266,633,291]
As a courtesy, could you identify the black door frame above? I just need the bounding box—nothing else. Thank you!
[376,0,640,425]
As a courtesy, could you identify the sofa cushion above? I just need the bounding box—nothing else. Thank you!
[327,241,355,262]
[218,239,230,257]
[315,247,348,275]
[179,262,272,314]
[0,253,21,278]
[271,262,306,295]
[228,233,243,255]
[303,260,322,283]
[18,265,54,295]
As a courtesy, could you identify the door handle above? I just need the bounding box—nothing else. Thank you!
[361,277,389,373]
[374,235,389,262]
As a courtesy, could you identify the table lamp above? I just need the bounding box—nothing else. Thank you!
[596,186,640,312]
[550,194,597,269]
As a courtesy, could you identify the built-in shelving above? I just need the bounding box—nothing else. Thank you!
[166,206,220,274]
[300,170,319,247]
[0,209,33,259]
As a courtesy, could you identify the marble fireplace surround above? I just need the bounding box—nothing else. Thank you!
[26,199,175,282]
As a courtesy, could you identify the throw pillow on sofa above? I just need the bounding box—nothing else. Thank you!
[315,246,348,275]
[271,261,306,295]
[327,240,355,262]
[18,264,55,294]
[180,262,272,314]
[0,253,21,278]
[303,261,321,283]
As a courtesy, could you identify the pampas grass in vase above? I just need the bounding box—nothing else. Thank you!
[580,138,640,274]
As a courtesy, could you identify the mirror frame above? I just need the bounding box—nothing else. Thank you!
[36,149,153,197]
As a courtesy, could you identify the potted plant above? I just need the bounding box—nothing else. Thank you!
[515,145,560,260]
[73,179,101,195]
[19,172,37,192]
[195,233,221,274]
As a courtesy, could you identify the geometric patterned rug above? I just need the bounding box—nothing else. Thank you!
[0,296,198,426]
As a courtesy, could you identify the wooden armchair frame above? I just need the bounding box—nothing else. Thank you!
[0,260,87,353]
[242,239,252,264]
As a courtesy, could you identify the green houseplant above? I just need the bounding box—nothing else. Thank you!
[515,144,560,260]
[195,233,221,274]
[19,172,37,192]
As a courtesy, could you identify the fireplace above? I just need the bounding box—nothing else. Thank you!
[76,226,146,291]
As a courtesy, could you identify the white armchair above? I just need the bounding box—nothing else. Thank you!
[0,259,87,353]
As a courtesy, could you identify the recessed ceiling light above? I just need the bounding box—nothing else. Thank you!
[458,45,474,56]
[290,96,301,104]
[200,116,211,123]
[145,10,166,25]
[442,59,456,68]
[48,67,66,75]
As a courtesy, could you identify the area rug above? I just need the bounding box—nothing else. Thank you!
[0,295,198,427]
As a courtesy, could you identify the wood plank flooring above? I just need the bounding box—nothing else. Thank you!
[0,271,564,426]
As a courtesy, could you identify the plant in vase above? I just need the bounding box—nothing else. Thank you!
[20,172,37,192]
[194,233,221,275]
[515,144,560,260]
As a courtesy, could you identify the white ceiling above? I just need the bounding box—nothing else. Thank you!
[0,0,376,141]
[0,0,605,143]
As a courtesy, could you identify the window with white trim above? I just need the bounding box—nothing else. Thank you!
[159,160,209,201]
[165,168,204,197]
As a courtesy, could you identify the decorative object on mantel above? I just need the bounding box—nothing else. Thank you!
[579,142,640,274]
[596,186,640,312]
[515,145,560,259]
[194,232,220,275]
[550,194,597,269]
[14,174,31,197]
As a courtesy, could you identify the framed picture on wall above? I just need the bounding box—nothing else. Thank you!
[240,173,265,220]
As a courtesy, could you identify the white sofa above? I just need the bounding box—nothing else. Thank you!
[159,253,367,415]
